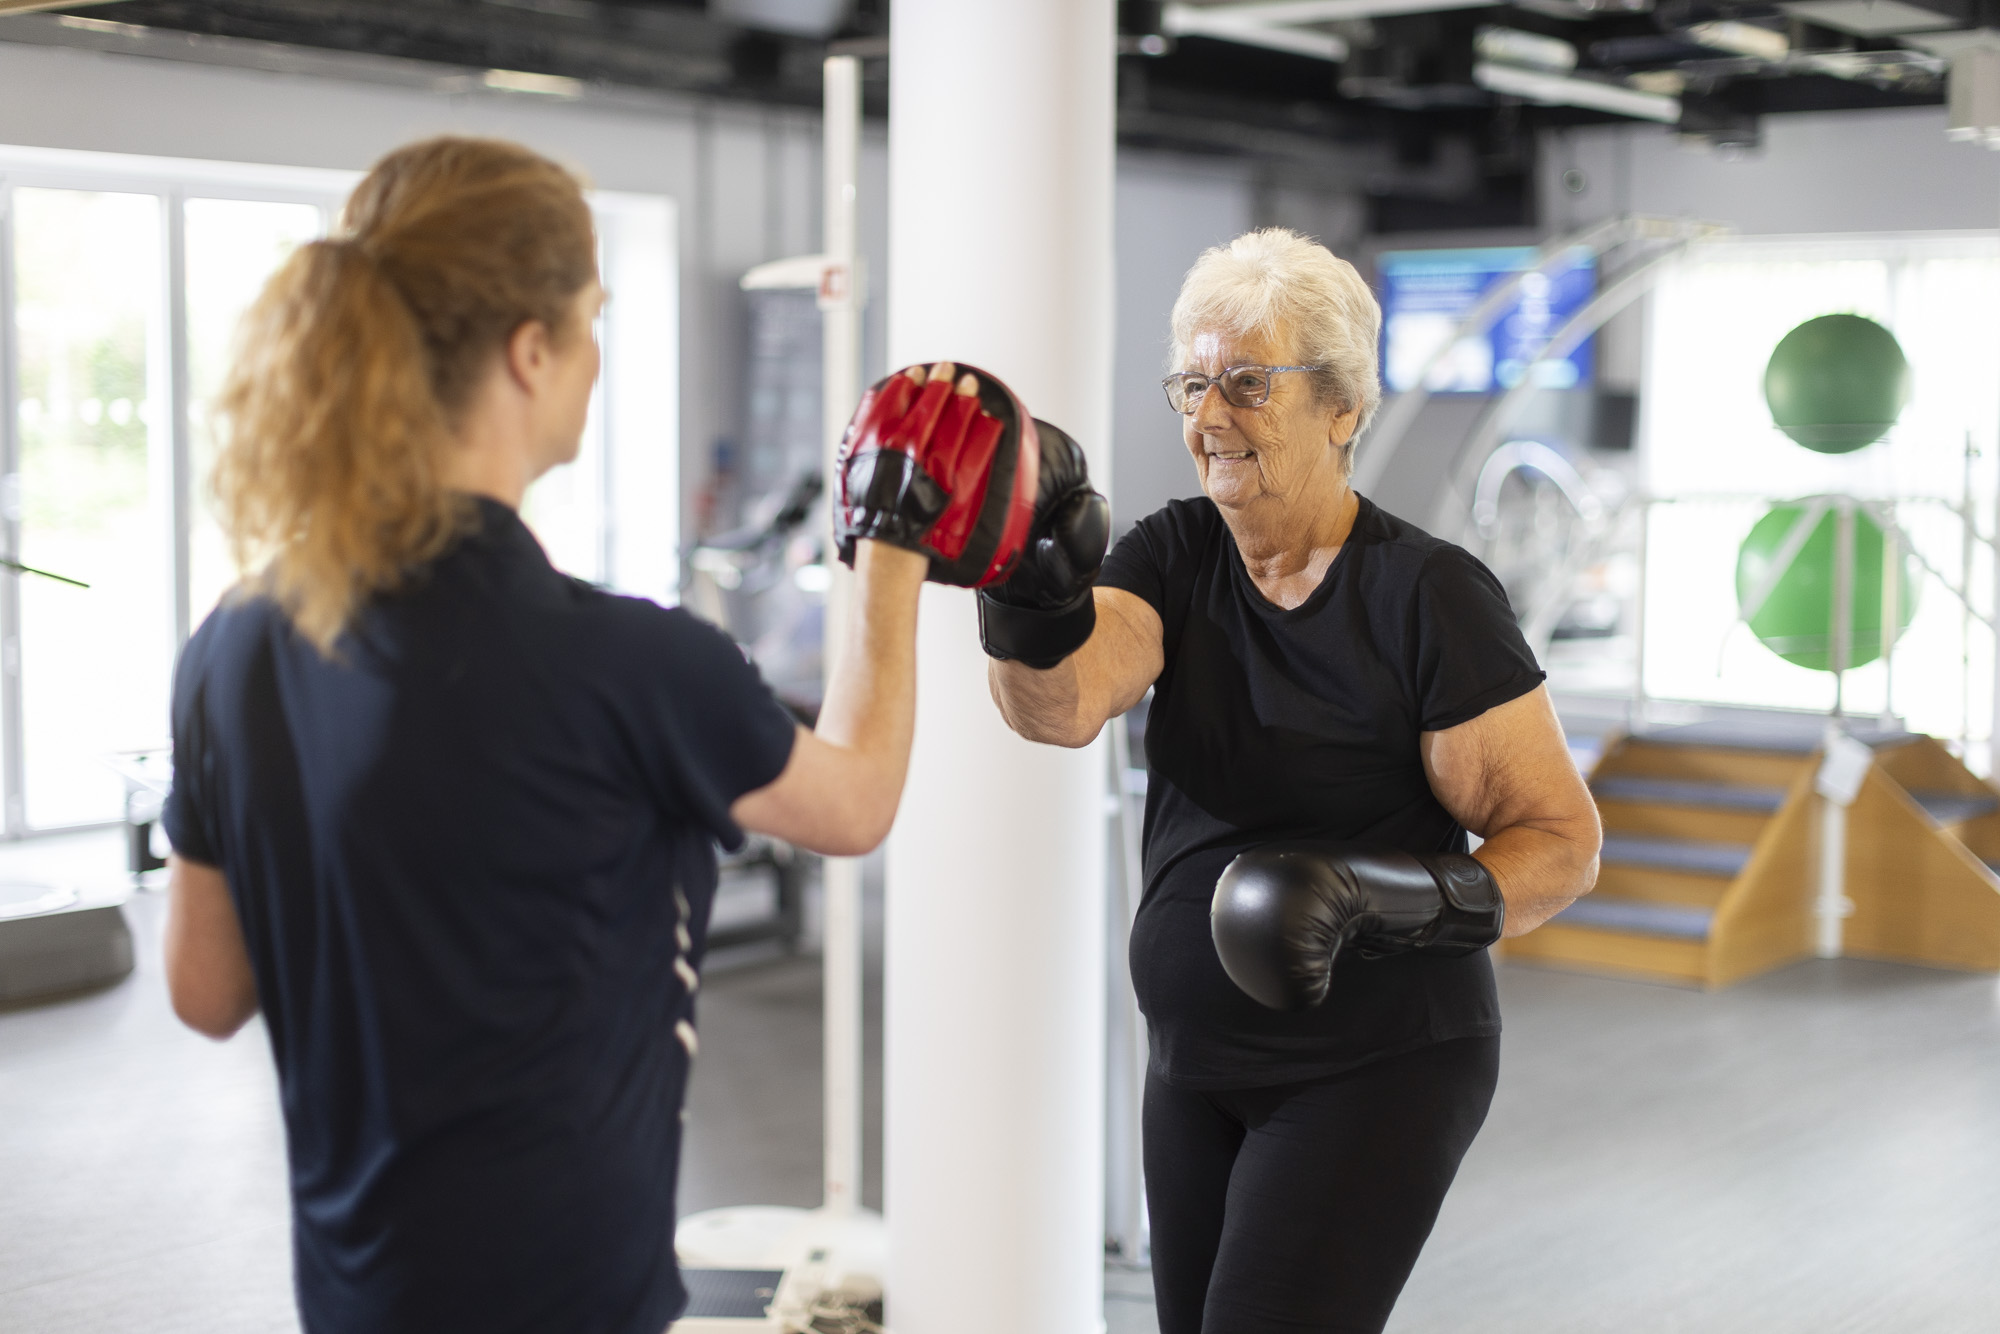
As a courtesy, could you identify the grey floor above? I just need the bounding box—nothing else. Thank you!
[4,832,1999,1333]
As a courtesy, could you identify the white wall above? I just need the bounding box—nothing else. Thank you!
[1112,152,1254,526]
[1542,105,2000,237]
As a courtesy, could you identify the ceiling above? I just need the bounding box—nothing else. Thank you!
[1,0,1991,230]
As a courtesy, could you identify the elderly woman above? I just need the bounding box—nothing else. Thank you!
[978,229,1600,1333]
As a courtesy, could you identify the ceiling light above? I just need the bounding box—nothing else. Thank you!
[54,13,147,36]
[1194,0,1501,21]
[1475,26,1579,74]
[1161,5,1348,60]
[1685,20,1790,62]
[481,69,585,98]
[1776,0,1966,37]
[1474,60,1681,122]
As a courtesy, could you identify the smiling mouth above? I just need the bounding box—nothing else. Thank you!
[1210,450,1255,461]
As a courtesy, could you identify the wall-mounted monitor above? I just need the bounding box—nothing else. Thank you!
[1378,245,1595,395]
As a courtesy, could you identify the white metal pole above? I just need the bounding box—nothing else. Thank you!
[819,52,865,1220]
[1818,501,1857,960]
[1879,508,1898,730]
[883,2,1114,1330]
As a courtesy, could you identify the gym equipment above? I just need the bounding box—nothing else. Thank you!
[1762,313,1910,453]
[1735,502,1919,671]
[0,881,133,1005]
[976,420,1111,669]
[1210,844,1504,1011]
[1502,722,2000,987]
[833,362,1039,588]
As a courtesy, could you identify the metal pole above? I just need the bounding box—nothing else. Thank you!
[1104,715,1148,1267]
[1961,432,1976,758]
[1879,507,1898,731]
[1630,498,1649,732]
[1831,500,1855,721]
[819,51,865,1221]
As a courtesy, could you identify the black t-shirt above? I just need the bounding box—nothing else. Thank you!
[1098,494,1542,1089]
[162,498,797,1334]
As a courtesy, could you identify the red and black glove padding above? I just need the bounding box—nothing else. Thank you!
[977,421,1110,670]
[1209,843,1505,1011]
[833,362,1040,587]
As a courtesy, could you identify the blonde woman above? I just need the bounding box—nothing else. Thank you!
[159,138,1009,1333]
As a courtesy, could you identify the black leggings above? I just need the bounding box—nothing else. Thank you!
[1143,1036,1501,1334]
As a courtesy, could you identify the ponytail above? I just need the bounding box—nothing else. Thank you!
[210,137,597,654]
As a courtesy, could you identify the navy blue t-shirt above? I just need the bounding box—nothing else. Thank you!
[163,498,797,1334]
[1098,494,1542,1089]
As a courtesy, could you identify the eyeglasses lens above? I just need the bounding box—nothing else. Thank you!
[1165,368,1276,414]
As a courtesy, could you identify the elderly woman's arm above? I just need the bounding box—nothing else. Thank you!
[988,587,1164,748]
[1420,684,1600,935]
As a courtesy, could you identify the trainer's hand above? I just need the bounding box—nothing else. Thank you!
[977,421,1109,669]
[835,362,998,565]
[1209,842,1505,1010]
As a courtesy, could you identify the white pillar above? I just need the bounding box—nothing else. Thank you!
[883,3,1114,1332]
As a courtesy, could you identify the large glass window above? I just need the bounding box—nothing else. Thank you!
[185,197,327,624]
[11,189,167,829]
[1639,234,2000,754]
[1,147,678,835]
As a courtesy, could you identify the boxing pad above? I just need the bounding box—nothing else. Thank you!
[1209,842,1505,1011]
[833,363,1039,588]
[978,421,1110,669]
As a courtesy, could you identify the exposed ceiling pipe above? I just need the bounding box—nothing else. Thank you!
[1473,59,1681,121]
[1195,0,1504,22]
[1162,4,1349,60]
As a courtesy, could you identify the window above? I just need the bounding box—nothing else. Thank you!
[0,146,677,834]
[1639,233,2000,753]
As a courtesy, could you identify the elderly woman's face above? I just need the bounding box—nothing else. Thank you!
[1181,324,1359,516]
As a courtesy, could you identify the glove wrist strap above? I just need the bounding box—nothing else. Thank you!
[977,588,1095,670]
[1412,853,1506,955]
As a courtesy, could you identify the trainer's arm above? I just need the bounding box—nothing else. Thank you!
[988,586,1163,748]
[731,540,929,856]
[1421,684,1600,936]
[164,855,259,1039]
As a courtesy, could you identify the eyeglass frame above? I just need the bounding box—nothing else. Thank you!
[1161,364,1324,415]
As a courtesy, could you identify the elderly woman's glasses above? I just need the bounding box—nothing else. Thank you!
[1162,364,1321,414]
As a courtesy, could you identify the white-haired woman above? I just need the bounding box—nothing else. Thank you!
[978,229,1600,1333]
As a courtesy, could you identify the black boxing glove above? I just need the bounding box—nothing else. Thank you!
[1209,842,1505,1011]
[976,420,1110,669]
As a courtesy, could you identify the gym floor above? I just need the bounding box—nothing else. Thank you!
[2,831,1997,1333]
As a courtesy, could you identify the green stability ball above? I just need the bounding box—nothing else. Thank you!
[1735,504,1918,672]
[1763,313,1910,453]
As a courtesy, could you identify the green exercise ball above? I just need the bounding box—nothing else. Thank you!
[1763,314,1910,453]
[1735,503,1918,671]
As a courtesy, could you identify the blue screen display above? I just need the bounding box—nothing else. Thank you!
[1378,246,1595,395]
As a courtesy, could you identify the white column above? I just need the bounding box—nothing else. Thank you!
[883,3,1114,1332]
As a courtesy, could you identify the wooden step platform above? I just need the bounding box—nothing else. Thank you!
[1505,722,2000,988]
[1501,723,1819,988]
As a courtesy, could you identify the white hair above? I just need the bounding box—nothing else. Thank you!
[1168,228,1384,466]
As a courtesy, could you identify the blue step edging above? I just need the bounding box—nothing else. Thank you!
[1909,790,2000,826]
[1591,777,1786,814]
[1551,897,1716,941]
[1601,833,1754,878]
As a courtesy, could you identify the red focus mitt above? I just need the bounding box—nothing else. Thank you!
[833,362,1040,588]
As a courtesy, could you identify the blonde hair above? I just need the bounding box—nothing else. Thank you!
[212,136,597,653]
[1169,228,1383,470]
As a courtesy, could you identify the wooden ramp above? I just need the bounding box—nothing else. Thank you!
[1845,735,2000,971]
[1502,723,1820,988]
[1505,722,2000,987]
